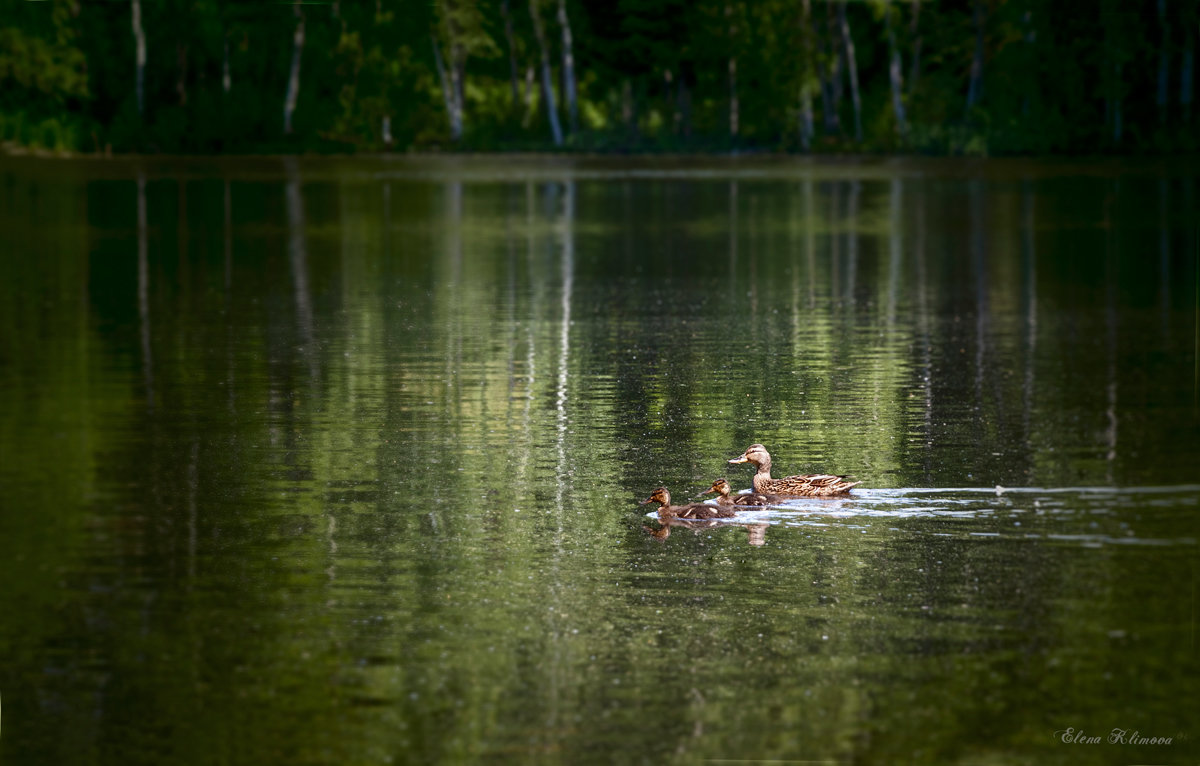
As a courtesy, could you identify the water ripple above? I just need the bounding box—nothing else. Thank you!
[646,485,1200,547]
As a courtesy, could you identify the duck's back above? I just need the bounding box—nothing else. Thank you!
[755,473,859,496]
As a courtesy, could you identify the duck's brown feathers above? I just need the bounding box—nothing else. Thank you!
[639,486,736,520]
[703,478,776,506]
[728,444,860,497]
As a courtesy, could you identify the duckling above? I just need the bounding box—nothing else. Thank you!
[702,478,775,507]
[728,444,860,496]
[639,487,735,520]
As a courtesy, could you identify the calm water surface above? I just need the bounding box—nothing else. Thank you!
[1,155,1198,764]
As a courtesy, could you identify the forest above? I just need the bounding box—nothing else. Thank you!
[1,0,1197,156]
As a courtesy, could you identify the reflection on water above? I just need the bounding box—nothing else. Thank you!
[0,155,1197,765]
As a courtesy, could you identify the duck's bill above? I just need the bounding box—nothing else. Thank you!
[638,497,654,505]
[728,455,749,464]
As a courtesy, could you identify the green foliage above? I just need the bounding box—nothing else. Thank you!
[0,0,1197,155]
[0,26,88,103]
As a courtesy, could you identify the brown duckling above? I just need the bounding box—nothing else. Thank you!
[639,487,735,520]
[702,478,775,507]
[728,444,860,496]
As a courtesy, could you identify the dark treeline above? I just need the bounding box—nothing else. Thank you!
[2,0,1198,155]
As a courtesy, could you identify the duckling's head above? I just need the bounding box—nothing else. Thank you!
[703,479,732,497]
[729,443,771,468]
[639,487,671,507]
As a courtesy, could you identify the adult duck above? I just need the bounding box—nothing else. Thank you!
[728,444,859,496]
[702,478,775,507]
[639,487,735,520]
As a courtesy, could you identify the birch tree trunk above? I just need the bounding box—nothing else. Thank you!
[523,65,536,127]
[438,0,467,137]
[131,0,146,117]
[431,36,463,140]
[452,57,465,135]
[884,0,906,139]
[529,0,563,146]
[222,32,231,94]
[726,3,738,144]
[965,0,985,114]
[501,0,521,109]
[557,0,578,135]
[450,38,465,138]
[836,0,862,142]
[798,0,815,149]
[283,1,304,135]
[729,55,738,142]
[799,82,814,149]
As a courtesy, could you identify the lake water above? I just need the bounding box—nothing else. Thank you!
[1,155,1198,764]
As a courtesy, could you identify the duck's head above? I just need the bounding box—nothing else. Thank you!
[729,444,771,467]
[639,487,671,507]
[703,479,732,497]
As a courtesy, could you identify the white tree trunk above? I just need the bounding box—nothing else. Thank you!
[451,55,465,135]
[523,65,536,127]
[799,81,814,150]
[131,0,146,117]
[437,0,466,138]
[621,78,634,134]
[798,0,814,149]
[529,0,563,146]
[557,0,578,135]
[222,33,231,94]
[283,2,304,135]
[836,0,862,141]
[885,0,906,139]
[729,56,738,141]
[726,4,738,143]
[431,36,463,140]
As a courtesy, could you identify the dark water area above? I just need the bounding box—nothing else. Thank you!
[1,154,1198,764]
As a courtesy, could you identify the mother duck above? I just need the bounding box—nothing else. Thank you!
[728,444,859,496]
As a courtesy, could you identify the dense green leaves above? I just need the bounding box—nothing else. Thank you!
[0,0,1197,154]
